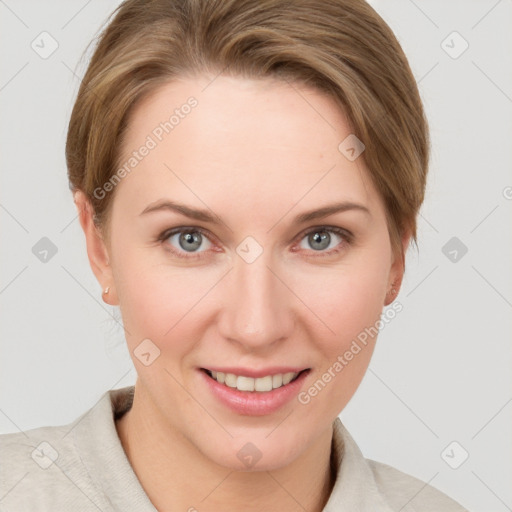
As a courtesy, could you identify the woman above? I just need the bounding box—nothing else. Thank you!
[0,0,468,510]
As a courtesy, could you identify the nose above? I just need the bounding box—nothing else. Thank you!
[217,246,295,350]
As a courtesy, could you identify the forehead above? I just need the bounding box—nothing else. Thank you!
[113,75,383,220]
[122,74,348,155]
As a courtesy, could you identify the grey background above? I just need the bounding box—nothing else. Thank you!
[1,1,511,511]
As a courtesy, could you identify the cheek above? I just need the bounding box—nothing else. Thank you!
[114,251,217,354]
[291,251,389,403]
[296,257,388,346]
[294,277,384,414]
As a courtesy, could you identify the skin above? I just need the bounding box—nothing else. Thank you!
[74,74,409,512]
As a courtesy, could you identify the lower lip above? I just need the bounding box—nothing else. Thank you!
[199,369,310,416]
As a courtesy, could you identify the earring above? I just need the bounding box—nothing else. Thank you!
[103,286,110,295]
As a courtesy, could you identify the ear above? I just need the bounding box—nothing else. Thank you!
[384,229,412,306]
[73,190,118,305]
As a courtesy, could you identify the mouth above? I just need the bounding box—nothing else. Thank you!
[200,368,310,393]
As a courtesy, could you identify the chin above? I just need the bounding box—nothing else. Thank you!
[200,435,302,473]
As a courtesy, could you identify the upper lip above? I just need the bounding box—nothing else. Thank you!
[201,366,310,378]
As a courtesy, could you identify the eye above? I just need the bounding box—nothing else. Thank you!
[157,225,353,260]
[158,227,214,259]
[296,226,352,255]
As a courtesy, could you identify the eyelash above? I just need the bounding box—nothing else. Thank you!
[156,225,353,261]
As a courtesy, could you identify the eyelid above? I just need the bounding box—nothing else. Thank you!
[158,225,215,242]
[297,224,353,243]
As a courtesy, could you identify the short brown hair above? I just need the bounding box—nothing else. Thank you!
[66,0,429,262]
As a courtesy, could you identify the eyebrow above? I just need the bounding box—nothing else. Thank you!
[140,199,370,225]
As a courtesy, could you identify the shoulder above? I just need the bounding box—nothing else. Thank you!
[0,406,113,511]
[328,418,469,512]
[0,422,71,476]
[367,458,469,512]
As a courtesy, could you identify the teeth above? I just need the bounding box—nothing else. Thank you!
[208,370,301,392]
[273,374,283,388]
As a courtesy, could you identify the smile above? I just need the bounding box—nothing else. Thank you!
[202,369,309,392]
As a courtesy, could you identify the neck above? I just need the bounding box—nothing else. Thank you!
[115,385,336,512]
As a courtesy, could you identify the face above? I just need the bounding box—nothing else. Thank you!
[83,74,405,471]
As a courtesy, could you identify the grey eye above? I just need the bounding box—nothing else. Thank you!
[299,229,344,252]
[308,231,330,251]
[167,230,212,253]
[178,231,202,251]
